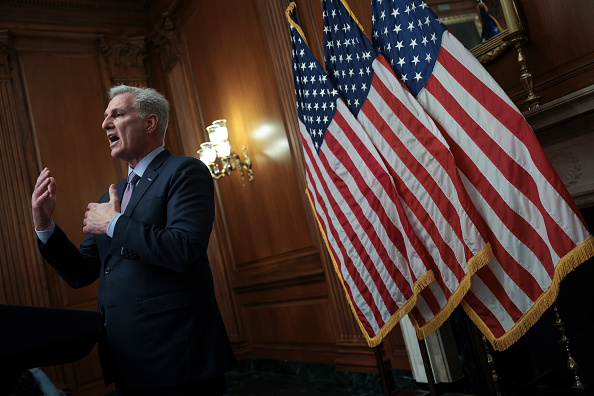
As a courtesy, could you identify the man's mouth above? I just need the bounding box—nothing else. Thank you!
[108,135,120,146]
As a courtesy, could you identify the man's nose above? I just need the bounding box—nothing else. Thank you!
[101,118,110,130]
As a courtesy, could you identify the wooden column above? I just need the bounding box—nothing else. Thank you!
[0,29,51,308]
[151,13,201,157]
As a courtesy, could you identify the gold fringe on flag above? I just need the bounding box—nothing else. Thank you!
[305,189,435,348]
[464,235,594,351]
[410,243,494,340]
[339,0,368,37]
[286,2,309,46]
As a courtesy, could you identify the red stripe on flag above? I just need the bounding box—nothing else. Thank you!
[474,266,524,323]
[319,134,414,305]
[332,109,429,287]
[436,47,581,259]
[372,57,488,258]
[419,287,444,315]
[409,307,428,328]
[369,77,474,279]
[437,46,583,214]
[439,137,554,301]
[463,289,506,338]
[301,132,387,332]
[426,79,557,279]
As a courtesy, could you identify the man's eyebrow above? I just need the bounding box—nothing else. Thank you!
[104,107,124,118]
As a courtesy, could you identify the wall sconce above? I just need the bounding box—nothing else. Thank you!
[500,0,542,110]
[197,119,254,184]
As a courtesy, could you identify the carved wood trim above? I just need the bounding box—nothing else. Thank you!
[1,0,149,13]
[232,253,326,293]
[150,12,184,72]
[97,34,149,86]
[0,30,10,77]
[0,1,150,33]
[147,0,204,28]
[162,59,201,155]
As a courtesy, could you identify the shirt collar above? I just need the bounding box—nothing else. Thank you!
[128,146,165,178]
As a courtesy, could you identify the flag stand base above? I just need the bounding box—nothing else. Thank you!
[552,304,587,389]
[374,341,436,396]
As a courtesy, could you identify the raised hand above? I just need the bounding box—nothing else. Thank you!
[31,167,56,231]
[83,184,120,234]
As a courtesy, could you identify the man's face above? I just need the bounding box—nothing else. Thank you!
[102,93,149,167]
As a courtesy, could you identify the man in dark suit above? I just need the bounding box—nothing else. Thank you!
[31,85,236,395]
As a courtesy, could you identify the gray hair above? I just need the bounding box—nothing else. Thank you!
[109,85,170,142]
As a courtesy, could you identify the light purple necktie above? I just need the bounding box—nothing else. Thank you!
[121,172,140,212]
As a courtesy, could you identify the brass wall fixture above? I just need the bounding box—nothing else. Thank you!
[197,119,253,184]
[500,0,542,110]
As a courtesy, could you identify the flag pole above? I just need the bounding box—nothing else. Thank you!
[373,343,394,396]
[417,338,438,396]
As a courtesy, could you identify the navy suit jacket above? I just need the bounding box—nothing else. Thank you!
[38,150,236,389]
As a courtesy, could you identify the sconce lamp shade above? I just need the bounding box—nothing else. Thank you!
[207,119,229,145]
[198,119,253,183]
[199,142,217,164]
[215,140,232,157]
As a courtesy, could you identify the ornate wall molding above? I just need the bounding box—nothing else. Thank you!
[549,151,582,188]
[526,84,594,207]
[0,0,148,13]
[97,34,148,85]
[151,13,184,72]
[0,30,11,77]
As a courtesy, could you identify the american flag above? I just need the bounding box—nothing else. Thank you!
[322,0,493,338]
[286,3,436,346]
[477,2,501,43]
[372,0,594,350]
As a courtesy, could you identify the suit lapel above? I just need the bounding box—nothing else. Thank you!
[123,149,171,216]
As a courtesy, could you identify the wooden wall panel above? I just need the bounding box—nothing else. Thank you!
[19,49,120,309]
[243,288,335,346]
[183,0,313,267]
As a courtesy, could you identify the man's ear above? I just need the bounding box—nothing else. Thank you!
[146,114,159,135]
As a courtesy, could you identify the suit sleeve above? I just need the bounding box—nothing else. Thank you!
[109,159,215,274]
[38,225,101,289]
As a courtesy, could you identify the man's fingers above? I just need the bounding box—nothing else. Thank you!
[34,167,50,190]
[33,178,56,204]
[31,169,56,231]
[32,177,49,200]
[47,177,56,196]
